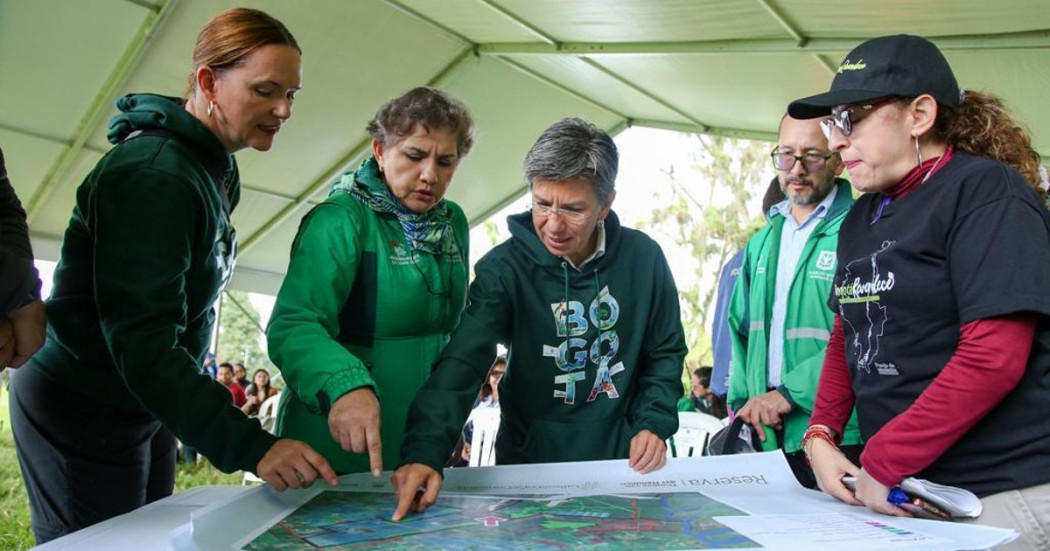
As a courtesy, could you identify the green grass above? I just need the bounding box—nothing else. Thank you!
[0,385,34,551]
[174,457,244,490]
[0,383,243,550]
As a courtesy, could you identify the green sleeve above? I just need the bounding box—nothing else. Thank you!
[780,345,827,413]
[399,256,511,473]
[727,244,752,412]
[676,395,694,412]
[92,169,275,473]
[627,244,687,440]
[267,202,376,415]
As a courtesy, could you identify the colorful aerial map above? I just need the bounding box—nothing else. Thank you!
[242,490,757,550]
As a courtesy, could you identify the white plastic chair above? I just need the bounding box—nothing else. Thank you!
[666,411,724,458]
[468,407,501,467]
[256,391,282,433]
[243,391,282,485]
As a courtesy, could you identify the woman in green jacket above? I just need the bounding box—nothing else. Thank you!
[267,87,475,475]
[8,8,336,545]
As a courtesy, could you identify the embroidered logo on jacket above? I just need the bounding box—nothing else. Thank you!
[542,286,624,405]
[389,244,415,266]
[816,250,836,271]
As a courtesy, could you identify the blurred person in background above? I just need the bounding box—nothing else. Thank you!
[242,368,279,416]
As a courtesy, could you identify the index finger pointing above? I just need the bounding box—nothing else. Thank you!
[368,429,383,477]
[392,474,421,521]
[306,449,339,487]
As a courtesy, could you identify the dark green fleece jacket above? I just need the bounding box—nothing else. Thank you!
[30,93,276,473]
[0,147,41,313]
[401,210,687,473]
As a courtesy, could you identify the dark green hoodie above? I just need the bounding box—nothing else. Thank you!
[401,210,687,473]
[30,93,276,473]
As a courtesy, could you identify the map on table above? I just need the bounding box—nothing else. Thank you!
[242,490,758,550]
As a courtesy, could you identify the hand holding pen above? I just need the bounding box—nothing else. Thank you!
[886,486,953,521]
[841,472,913,518]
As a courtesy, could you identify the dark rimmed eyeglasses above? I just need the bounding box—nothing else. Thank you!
[770,149,836,172]
[820,97,900,139]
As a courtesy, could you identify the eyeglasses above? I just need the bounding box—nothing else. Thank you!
[770,149,836,172]
[820,97,900,139]
[532,203,589,222]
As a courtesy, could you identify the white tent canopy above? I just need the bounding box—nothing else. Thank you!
[4,0,1048,294]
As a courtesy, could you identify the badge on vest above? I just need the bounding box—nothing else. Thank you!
[816,250,836,271]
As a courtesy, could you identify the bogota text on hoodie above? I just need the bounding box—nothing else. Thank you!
[400,210,687,472]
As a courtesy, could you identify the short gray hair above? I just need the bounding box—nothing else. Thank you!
[523,117,618,206]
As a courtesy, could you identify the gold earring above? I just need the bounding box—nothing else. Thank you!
[207,101,214,117]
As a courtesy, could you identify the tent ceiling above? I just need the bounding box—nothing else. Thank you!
[4,0,1049,294]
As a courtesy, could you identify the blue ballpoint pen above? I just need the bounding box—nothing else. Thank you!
[843,477,908,506]
[887,487,909,506]
[843,476,952,520]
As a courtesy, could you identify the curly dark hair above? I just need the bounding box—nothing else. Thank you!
[933,91,1043,197]
[366,87,475,158]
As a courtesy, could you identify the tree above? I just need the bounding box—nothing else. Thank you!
[216,290,273,374]
[644,134,772,368]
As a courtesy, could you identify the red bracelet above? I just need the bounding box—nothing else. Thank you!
[801,425,838,466]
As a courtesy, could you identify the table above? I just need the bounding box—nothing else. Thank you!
[34,485,249,550]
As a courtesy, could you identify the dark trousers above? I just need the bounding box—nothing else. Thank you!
[9,364,177,544]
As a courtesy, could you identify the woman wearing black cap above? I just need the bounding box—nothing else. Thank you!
[790,34,1050,547]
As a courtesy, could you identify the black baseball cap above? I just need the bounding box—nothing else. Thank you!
[788,34,961,120]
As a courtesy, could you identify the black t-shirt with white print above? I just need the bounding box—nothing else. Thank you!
[831,152,1050,495]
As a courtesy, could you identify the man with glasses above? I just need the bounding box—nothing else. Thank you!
[393,117,687,520]
[728,115,863,489]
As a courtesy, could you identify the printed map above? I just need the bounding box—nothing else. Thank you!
[243,490,757,550]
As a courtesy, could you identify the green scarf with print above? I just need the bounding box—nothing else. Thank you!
[331,156,457,256]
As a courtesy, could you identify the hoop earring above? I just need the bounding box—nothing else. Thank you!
[914,135,923,165]
[207,101,214,117]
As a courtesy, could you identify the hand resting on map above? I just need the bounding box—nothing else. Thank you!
[628,429,666,473]
[391,463,443,521]
[390,429,668,521]
[256,439,340,491]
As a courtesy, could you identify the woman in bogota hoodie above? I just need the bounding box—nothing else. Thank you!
[8,9,337,544]
[392,117,687,520]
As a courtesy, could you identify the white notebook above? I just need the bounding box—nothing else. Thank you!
[899,477,983,519]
